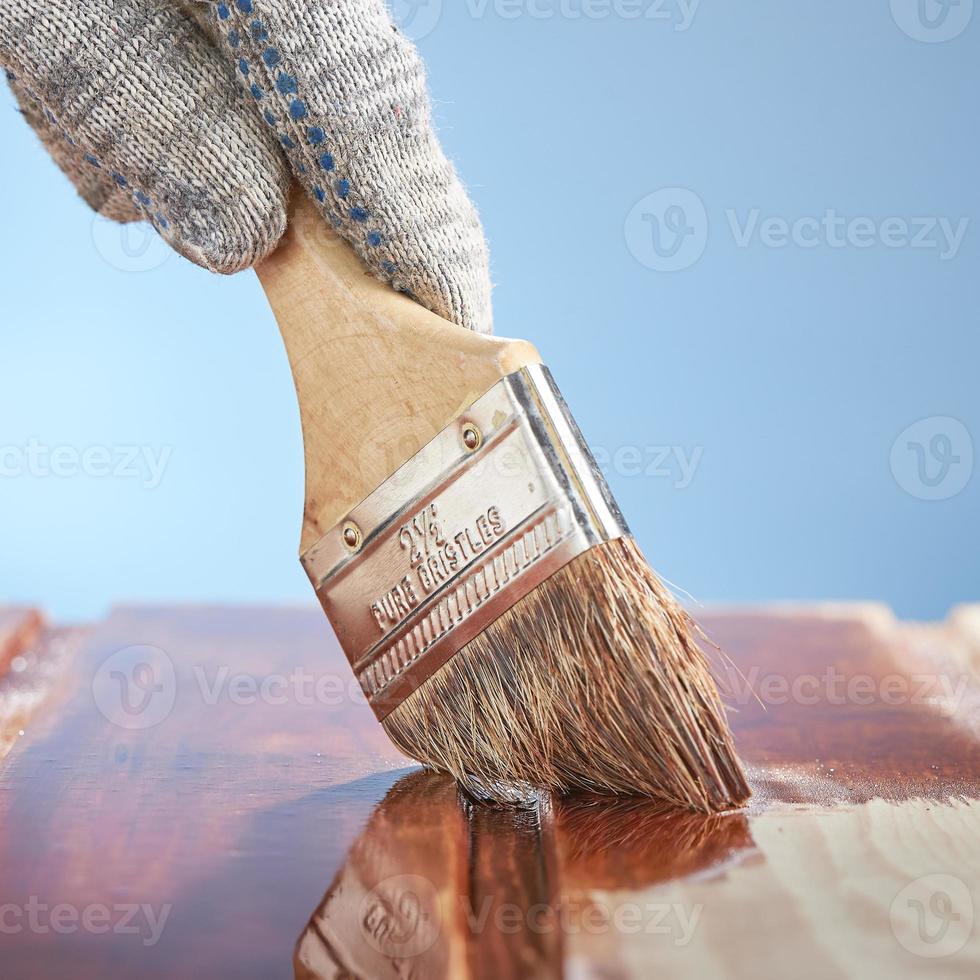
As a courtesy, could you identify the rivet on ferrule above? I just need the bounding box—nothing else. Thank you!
[341,522,362,553]
[461,422,482,452]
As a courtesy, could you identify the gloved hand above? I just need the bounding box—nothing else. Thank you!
[1,0,492,333]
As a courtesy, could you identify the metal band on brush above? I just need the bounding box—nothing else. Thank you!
[300,364,629,721]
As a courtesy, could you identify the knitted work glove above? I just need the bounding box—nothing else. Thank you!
[1,0,493,333]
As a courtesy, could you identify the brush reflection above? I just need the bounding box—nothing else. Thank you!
[554,795,755,890]
[294,772,754,980]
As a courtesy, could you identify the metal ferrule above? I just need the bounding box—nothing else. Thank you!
[300,364,629,721]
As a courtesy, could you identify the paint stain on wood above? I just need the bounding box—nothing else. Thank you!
[0,602,978,977]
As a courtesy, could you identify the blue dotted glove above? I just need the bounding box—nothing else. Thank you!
[1,0,493,333]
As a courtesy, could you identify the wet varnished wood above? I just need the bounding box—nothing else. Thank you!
[1,603,978,977]
[556,607,980,978]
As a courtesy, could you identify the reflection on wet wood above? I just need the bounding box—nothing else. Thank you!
[295,771,562,980]
[553,796,754,891]
[0,603,978,977]
[295,772,465,980]
[554,606,980,978]
[0,606,407,979]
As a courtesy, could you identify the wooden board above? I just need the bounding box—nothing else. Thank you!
[1,603,978,978]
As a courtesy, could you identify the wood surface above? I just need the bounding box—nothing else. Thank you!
[0,603,978,978]
[255,191,541,554]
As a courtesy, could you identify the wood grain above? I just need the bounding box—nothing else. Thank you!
[1,603,978,978]
[255,190,540,554]
[0,605,407,979]
[556,605,980,978]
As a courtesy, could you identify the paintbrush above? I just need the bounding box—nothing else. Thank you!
[257,190,750,812]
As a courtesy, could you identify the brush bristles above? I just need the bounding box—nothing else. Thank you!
[383,536,750,812]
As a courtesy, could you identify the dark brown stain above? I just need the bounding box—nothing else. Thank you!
[704,612,980,805]
[0,604,978,978]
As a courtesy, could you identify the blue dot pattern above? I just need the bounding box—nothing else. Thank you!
[276,73,297,95]
[213,0,392,276]
[18,87,171,235]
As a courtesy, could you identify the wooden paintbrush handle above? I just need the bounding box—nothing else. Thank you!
[256,188,541,555]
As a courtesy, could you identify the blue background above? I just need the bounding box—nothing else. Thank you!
[2,1,977,622]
